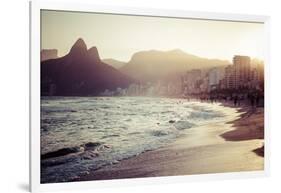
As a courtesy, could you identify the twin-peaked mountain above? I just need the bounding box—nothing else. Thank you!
[41,39,135,96]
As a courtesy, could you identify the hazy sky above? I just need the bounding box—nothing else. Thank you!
[41,10,265,62]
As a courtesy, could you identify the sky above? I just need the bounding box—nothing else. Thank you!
[41,10,265,62]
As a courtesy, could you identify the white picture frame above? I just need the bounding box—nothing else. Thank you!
[30,0,270,192]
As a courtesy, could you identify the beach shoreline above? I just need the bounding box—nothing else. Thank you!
[74,103,264,182]
[219,103,264,156]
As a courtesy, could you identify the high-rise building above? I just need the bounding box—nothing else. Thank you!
[224,65,235,89]
[208,67,225,90]
[250,59,264,90]
[233,55,251,89]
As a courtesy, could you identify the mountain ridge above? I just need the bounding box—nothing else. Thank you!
[120,49,230,82]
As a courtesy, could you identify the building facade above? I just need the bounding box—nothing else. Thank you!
[233,55,251,89]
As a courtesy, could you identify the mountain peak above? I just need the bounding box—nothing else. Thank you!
[88,46,100,62]
[74,38,87,48]
[69,38,87,55]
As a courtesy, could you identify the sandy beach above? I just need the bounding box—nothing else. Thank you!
[75,104,264,181]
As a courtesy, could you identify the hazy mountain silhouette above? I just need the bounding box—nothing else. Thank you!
[120,49,230,81]
[41,38,135,96]
[41,49,58,62]
[102,58,126,69]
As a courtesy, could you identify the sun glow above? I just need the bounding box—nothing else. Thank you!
[41,10,265,62]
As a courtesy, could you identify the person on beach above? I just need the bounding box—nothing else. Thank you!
[238,94,243,106]
[234,95,238,106]
[250,93,255,108]
[256,93,260,107]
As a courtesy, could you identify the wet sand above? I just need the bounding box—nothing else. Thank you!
[221,107,264,157]
[221,107,264,141]
[76,105,264,181]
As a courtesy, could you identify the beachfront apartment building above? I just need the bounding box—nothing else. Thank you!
[223,65,235,89]
[208,67,225,91]
[219,56,251,90]
[233,55,251,89]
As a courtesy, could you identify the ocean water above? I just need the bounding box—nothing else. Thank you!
[41,97,227,183]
